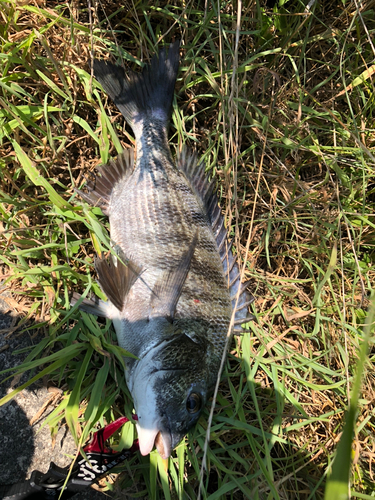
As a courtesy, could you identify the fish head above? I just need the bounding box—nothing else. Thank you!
[130,324,216,459]
[135,371,207,459]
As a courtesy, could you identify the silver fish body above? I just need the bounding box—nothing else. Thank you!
[75,41,252,458]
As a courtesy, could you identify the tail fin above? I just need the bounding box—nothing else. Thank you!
[94,41,180,132]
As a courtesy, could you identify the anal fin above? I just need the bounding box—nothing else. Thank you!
[76,148,135,215]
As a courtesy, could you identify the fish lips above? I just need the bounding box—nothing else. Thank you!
[137,423,183,459]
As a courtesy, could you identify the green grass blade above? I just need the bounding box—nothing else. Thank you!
[324,293,375,500]
[65,346,94,443]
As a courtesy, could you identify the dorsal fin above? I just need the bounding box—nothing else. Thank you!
[178,148,254,328]
[77,148,135,215]
[177,149,216,215]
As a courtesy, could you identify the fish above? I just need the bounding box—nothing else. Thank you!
[73,40,253,459]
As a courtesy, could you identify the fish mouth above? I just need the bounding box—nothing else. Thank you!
[137,424,172,459]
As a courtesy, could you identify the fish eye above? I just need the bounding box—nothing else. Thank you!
[186,393,202,414]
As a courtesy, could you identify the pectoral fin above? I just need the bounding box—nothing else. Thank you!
[151,231,198,321]
[95,254,142,311]
[70,292,113,318]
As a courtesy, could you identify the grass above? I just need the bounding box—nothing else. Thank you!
[0,0,375,498]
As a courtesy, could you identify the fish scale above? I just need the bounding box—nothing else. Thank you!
[109,162,229,326]
[109,165,230,349]
[73,40,253,459]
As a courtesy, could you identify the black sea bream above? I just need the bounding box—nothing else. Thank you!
[75,41,252,458]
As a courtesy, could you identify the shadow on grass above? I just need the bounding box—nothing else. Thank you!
[0,309,111,500]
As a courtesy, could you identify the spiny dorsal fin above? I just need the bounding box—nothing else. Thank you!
[77,148,134,215]
[150,231,199,321]
[178,148,254,328]
[177,148,216,217]
[95,253,142,311]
